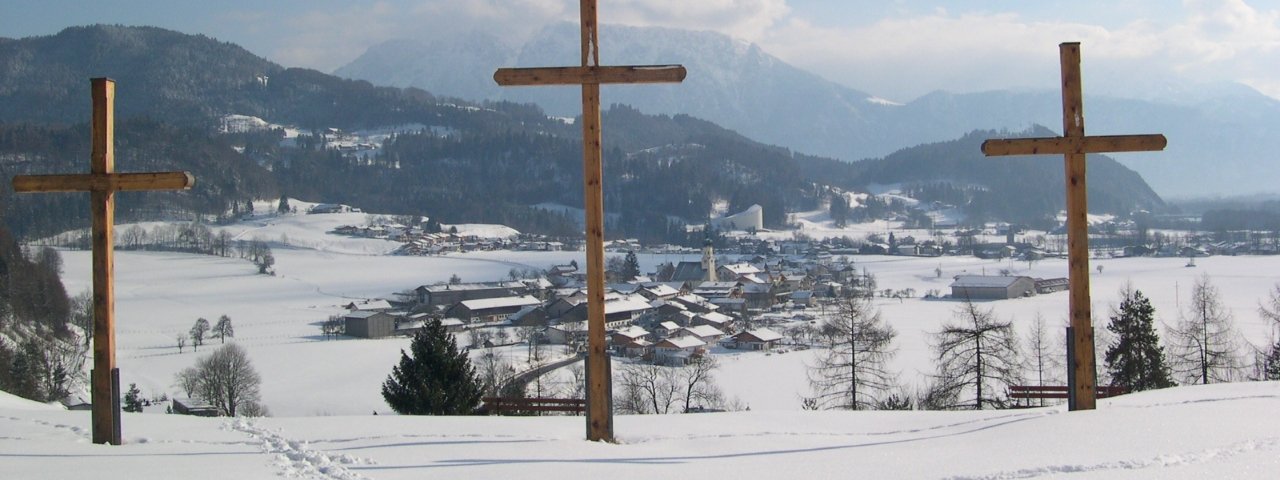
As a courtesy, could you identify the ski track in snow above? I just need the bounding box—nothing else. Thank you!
[229,418,375,480]
[943,436,1280,479]
[0,414,89,441]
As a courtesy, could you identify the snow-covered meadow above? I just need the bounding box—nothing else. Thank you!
[6,207,1280,478]
[48,208,1280,416]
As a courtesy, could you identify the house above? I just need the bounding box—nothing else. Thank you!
[708,297,746,316]
[728,328,784,351]
[544,322,586,345]
[637,282,681,301]
[692,281,740,299]
[672,294,718,314]
[717,263,762,281]
[675,325,727,344]
[655,321,683,338]
[414,282,522,310]
[345,310,397,338]
[741,282,774,309]
[1034,277,1070,294]
[559,295,654,329]
[59,394,92,411]
[345,299,393,311]
[611,325,651,344]
[949,275,1036,300]
[445,295,542,324]
[654,336,707,365]
[692,311,734,331]
[171,397,219,416]
[790,290,815,308]
[507,305,550,327]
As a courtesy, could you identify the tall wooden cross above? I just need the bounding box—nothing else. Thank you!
[11,78,195,444]
[494,0,685,442]
[981,43,1165,411]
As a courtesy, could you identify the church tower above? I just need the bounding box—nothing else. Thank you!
[702,238,718,282]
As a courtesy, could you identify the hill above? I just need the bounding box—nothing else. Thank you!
[338,23,1280,197]
[1,25,1160,242]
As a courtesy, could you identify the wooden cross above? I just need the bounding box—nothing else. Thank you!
[494,0,684,442]
[12,78,195,444]
[981,43,1165,411]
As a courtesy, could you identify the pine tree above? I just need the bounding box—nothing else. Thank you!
[622,251,641,281]
[382,319,482,415]
[1264,339,1280,381]
[123,383,144,413]
[1104,288,1175,392]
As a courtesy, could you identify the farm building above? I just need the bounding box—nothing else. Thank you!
[344,310,397,338]
[949,275,1036,300]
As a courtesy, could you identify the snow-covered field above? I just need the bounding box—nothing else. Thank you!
[3,382,1279,479]
[5,207,1280,477]
[46,207,1280,416]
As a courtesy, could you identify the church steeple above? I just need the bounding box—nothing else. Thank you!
[701,238,717,282]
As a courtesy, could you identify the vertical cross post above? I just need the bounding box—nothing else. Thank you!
[494,0,685,441]
[981,43,1165,411]
[11,78,195,444]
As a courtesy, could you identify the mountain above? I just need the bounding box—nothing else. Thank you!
[337,23,1280,197]
[0,25,1160,242]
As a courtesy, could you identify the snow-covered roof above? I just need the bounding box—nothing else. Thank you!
[604,296,654,315]
[349,299,393,311]
[698,311,733,324]
[949,275,1030,288]
[684,325,726,338]
[738,328,783,343]
[720,263,762,275]
[343,310,382,320]
[659,321,681,331]
[642,284,680,297]
[459,295,541,311]
[614,326,650,339]
[658,336,706,349]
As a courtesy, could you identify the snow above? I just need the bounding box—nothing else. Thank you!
[16,210,1280,478]
[2,382,1278,479]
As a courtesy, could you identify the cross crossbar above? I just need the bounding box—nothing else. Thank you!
[14,172,195,193]
[981,134,1167,156]
[494,65,686,86]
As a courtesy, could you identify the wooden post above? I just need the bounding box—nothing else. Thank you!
[494,0,685,442]
[11,78,194,444]
[981,43,1165,411]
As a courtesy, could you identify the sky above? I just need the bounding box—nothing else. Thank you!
[2,0,1279,102]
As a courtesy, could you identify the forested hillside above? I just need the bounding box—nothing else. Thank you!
[0,25,1164,243]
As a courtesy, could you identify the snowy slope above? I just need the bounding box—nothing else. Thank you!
[2,382,1278,479]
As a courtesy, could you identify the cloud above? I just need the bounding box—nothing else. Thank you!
[604,0,790,40]
[750,0,1280,101]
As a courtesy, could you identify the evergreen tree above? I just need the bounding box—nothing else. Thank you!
[123,383,144,413]
[277,195,291,214]
[382,319,482,415]
[1104,288,1175,391]
[622,251,641,281]
[1263,339,1280,381]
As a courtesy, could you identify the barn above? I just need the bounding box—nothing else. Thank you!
[344,310,397,338]
[949,275,1036,300]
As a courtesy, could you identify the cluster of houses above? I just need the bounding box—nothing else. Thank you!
[329,221,568,255]
[339,243,807,365]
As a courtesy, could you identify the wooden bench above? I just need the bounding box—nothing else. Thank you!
[481,397,586,415]
[1008,385,1128,407]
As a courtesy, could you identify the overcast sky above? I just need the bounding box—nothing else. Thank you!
[3,0,1278,102]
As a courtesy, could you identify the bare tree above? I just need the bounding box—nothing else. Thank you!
[677,356,723,413]
[930,298,1021,409]
[190,317,210,351]
[176,334,186,353]
[1167,275,1244,384]
[1021,313,1063,406]
[615,362,679,414]
[175,343,264,416]
[476,350,516,397]
[212,315,234,344]
[807,295,897,410]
